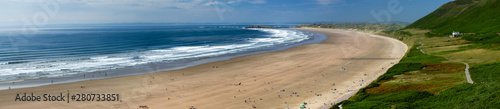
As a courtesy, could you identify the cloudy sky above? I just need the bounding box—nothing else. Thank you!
[0,0,454,24]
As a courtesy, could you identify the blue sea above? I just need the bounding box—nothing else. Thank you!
[0,24,324,87]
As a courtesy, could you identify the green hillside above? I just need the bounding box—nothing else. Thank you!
[323,0,500,108]
[407,0,500,45]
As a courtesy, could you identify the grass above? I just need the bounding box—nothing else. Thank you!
[330,27,500,109]
[329,46,470,109]
[339,91,434,109]
[408,0,500,49]
[420,36,470,54]
[411,83,500,108]
[378,29,424,47]
[469,62,500,83]
[439,49,500,64]
[404,29,500,64]
[368,63,466,94]
[399,47,447,64]
[296,21,500,108]
[375,63,427,81]
[425,44,471,54]
[324,0,500,108]
[332,44,500,109]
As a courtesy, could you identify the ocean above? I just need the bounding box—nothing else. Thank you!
[0,24,325,89]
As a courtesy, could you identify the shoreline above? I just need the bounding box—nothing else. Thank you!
[0,28,407,109]
[0,29,326,90]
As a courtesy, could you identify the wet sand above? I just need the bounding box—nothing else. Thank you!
[0,28,407,109]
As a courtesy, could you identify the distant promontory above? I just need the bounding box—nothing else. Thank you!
[245,25,278,29]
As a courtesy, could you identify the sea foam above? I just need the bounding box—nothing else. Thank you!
[0,28,311,81]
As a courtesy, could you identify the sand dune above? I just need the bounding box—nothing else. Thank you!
[0,28,407,109]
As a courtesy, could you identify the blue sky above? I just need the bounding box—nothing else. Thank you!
[0,0,454,24]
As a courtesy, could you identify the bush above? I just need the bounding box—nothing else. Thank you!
[401,47,447,64]
[376,63,426,81]
[363,91,433,103]
[469,62,500,83]
[412,83,500,108]
[341,91,433,109]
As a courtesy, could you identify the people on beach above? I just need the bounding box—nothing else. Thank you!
[139,105,149,109]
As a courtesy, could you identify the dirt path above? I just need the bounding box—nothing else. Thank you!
[418,41,473,84]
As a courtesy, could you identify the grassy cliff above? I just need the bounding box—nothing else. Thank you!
[407,0,500,47]
[318,0,500,108]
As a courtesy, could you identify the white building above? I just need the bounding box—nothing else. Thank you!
[450,31,463,38]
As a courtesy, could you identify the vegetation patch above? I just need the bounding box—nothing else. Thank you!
[376,63,426,81]
[421,63,465,74]
[440,49,500,63]
[365,62,465,94]
[469,62,500,83]
[407,0,500,49]
[400,47,447,64]
[365,84,446,94]
[412,83,500,109]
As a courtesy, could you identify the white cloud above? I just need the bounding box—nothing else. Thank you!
[76,0,208,9]
[204,0,265,6]
[4,0,210,9]
[316,0,342,5]
[0,0,268,23]
[75,0,265,9]
[4,0,265,9]
[246,0,265,4]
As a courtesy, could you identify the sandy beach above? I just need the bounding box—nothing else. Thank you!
[0,28,407,109]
